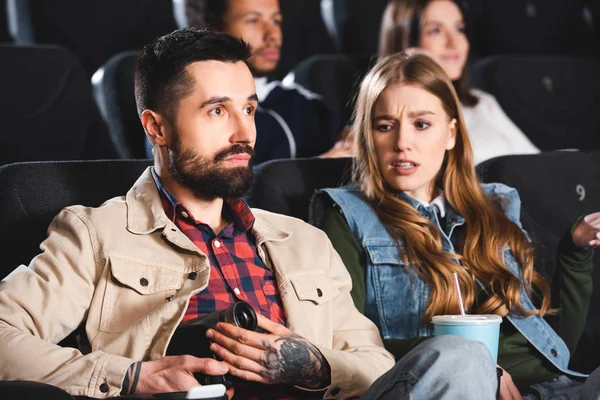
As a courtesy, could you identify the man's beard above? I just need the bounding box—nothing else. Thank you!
[248,57,277,78]
[167,139,254,199]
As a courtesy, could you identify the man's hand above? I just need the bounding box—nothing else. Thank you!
[123,355,234,398]
[498,367,522,400]
[206,315,331,389]
[572,211,600,248]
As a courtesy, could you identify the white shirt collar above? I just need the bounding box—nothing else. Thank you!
[417,192,447,218]
[254,77,270,102]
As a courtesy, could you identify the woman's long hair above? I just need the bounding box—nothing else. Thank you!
[378,0,479,107]
[352,52,552,320]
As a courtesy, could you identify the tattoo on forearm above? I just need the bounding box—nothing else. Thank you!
[259,335,331,389]
[121,362,142,396]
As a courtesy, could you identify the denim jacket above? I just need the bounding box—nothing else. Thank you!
[311,183,587,378]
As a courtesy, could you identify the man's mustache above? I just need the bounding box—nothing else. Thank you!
[214,144,255,162]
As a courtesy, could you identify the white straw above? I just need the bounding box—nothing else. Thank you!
[453,272,466,317]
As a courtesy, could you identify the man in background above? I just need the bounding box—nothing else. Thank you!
[185,0,353,163]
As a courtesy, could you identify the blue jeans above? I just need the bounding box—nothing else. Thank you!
[361,336,497,399]
[522,366,600,400]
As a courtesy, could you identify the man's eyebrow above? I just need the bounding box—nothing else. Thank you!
[238,11,262,18]
[199,95,258,109]
[199,96,231,109]
[237,11,282,18]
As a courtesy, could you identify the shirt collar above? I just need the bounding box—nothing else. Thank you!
[397,191,447,218]
[418,193,447,218]
[150,168,255,234]
[254,77,270,102]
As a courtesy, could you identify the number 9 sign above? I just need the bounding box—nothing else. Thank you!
[576,184,586,201]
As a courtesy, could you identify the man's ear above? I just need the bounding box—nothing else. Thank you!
[141,110,169,147]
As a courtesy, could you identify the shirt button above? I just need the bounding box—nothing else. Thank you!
[140,278,149,287]
[214,240,221,248]
[233,287,241,295]
[181,211,189,218]
[317,288,323,297]
[165,295,174,302]
[330,386,340,396]
[187,272,197,280]
[99,383,110,393]
[551,349,558,357]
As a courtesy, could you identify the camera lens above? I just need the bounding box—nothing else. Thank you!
[232,301,258,331]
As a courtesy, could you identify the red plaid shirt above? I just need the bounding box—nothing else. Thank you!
[153,171,324,399]
[152,169,286,326]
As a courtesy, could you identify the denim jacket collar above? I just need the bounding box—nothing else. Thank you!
[396,191,466,234]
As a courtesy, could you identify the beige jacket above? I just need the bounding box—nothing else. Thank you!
[0,168,393,399]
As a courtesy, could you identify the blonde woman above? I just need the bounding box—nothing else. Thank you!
[312,53,600,399]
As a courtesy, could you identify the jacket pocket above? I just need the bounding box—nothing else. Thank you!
[364,244,430,338]
[289,272,339,305]
[99,255,185,333]
[365,243,407,265]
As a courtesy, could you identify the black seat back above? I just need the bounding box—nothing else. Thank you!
[246,157,353,221]
[93,50,146,159]
[289,54,359,122]
[0,44,117,165]
[478,151,600,373]
[465,0,597,58]
[472,55,600,152]
[277,0,337,79]
[0,160,151,280]
[326,0,389,72]
[0,0,11,42]
[7,0,177,76]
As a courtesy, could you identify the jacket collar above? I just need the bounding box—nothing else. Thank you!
[125,167,291,244]
[397,191,465,227]
[252,213,292,246]
[126,168,170,234]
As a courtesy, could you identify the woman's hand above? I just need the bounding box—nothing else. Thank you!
[572,211,600,248]
[498,366,522,400]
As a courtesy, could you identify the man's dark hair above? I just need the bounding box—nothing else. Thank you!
[134,27,252,121]
[185,0,229,30]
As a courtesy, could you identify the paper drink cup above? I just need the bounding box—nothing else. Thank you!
[432,314,502,363]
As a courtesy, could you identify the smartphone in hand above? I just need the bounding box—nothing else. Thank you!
[186,384,227,399]
[128,384,227,400]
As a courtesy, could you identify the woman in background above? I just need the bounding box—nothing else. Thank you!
[312,52,600,399]
[379,0,539,164]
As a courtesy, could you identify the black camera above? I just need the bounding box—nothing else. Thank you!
[166,301,258,388]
